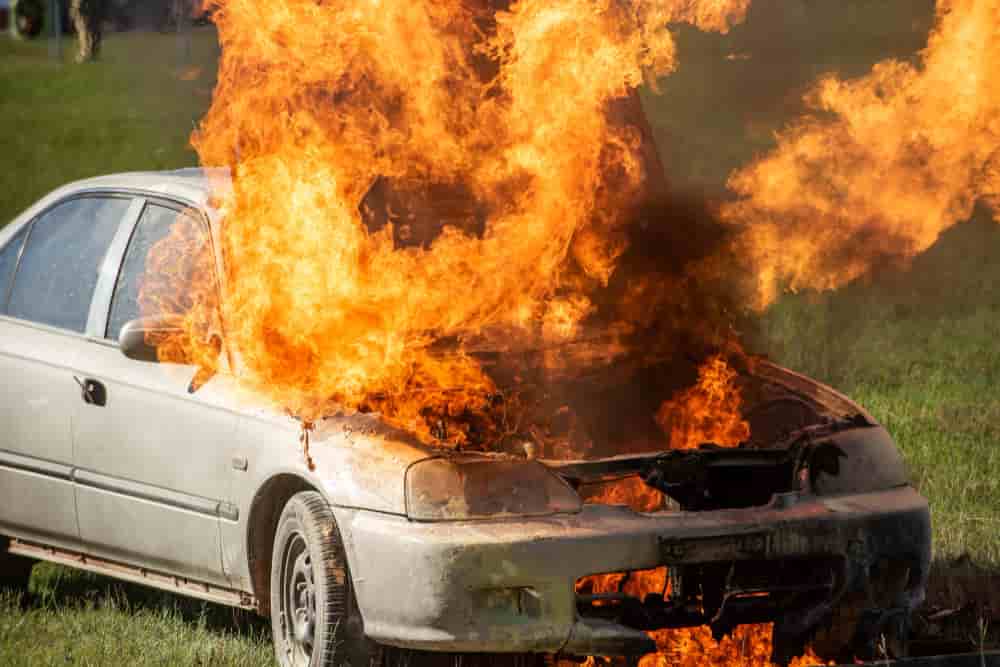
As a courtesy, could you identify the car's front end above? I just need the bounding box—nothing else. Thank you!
[328,362,930,666]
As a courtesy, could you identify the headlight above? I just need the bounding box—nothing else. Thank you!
[810,424,909,495]
[405,455,582,521]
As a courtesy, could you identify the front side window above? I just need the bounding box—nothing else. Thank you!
[107,203,218,343]
[7,197,131,333]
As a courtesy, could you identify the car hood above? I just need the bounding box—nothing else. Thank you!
[252,359,884,515]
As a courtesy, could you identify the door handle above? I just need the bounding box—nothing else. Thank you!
[73,376,107,407]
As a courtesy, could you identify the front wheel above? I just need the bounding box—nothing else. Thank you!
[270,491,381,667]
[268,492,563,667]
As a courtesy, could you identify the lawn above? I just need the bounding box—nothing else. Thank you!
[0,563,271,666]
[0,5,997,663]
[0,29,217,221]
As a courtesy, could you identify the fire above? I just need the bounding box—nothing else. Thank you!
[572,355,832,667]
[128,0,974,664]
[638,625,824,667]
[183,0,750,436]
[655,352,750,450]
[723,0,1000,309]
[138,209,222,376]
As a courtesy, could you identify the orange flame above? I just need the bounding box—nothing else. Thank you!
[574,355,828,667]
[656,352,750,450]
[186,0,749,434]
[139,209,222,375]
[723,0,1000,309]
[183,1,830,656]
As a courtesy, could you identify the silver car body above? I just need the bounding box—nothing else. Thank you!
[0,170,931,658]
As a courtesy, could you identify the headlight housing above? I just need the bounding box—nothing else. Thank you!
[809,423,908,495]
[405,455,582,521]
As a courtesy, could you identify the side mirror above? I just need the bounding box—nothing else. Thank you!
[119,317,185,363]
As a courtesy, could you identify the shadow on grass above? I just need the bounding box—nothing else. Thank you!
[25,562,270,643]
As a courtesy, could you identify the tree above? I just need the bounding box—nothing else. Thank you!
[70,0,105,63]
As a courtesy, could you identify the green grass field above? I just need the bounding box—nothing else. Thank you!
[0,30,216,221]
[0,6,997,663]
[0,564,271,665]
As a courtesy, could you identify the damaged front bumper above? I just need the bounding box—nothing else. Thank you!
[334,483,930,662]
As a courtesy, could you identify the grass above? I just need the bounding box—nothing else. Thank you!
[0,29,217,222]
[0,563,272,666]
[0,5,997,662]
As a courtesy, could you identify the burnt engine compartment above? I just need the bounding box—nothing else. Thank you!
[546,368,924,666]
[549,409,875,524]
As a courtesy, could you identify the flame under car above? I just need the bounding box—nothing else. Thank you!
[0,170,929,667]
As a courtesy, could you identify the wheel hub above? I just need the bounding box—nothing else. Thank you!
[282,533,317,664]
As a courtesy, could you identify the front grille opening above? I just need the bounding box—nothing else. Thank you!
[575,558,841,632]
[578,475,674,513]
[575,453,801,514]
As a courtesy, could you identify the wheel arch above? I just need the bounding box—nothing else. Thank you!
[246,473,326,615]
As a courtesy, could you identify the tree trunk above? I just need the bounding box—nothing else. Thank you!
[70,0,104,63]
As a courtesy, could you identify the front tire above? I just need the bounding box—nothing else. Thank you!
[270,491,381,667]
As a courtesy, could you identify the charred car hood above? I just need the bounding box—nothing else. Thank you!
[299,360,905,516]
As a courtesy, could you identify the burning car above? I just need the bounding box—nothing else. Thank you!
[0,169,930,666]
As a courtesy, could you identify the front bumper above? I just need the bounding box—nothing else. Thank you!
[333,484,930,656]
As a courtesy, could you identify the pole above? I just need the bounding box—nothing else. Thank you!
[48,0,62,62]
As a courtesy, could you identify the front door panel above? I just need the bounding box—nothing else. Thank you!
[72,346,237,586]
[72,198,236,586]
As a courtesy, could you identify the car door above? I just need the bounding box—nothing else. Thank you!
[72,198,237,587]
[0,194,137,551]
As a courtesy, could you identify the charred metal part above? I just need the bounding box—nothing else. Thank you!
[517,415,926,664]
[576,558,839,636]
[298,421,316,472]
[560,483,930,666]
[552,442,801,510]
[838,555,927,662]
[545,413,903,513]
[667,565,683,603]
[561,617,657,657]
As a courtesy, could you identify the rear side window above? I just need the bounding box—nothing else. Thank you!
[0,225,29,311]
[107,203,215,341]
[8,197,131,333]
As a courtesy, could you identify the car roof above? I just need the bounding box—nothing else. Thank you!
[0,169,233,249]
[60,168,231,209]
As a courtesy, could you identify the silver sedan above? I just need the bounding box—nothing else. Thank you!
[0,170,930,666]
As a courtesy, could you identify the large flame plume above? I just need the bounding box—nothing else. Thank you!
[188,0,749,430]
[724,0,1000,309]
